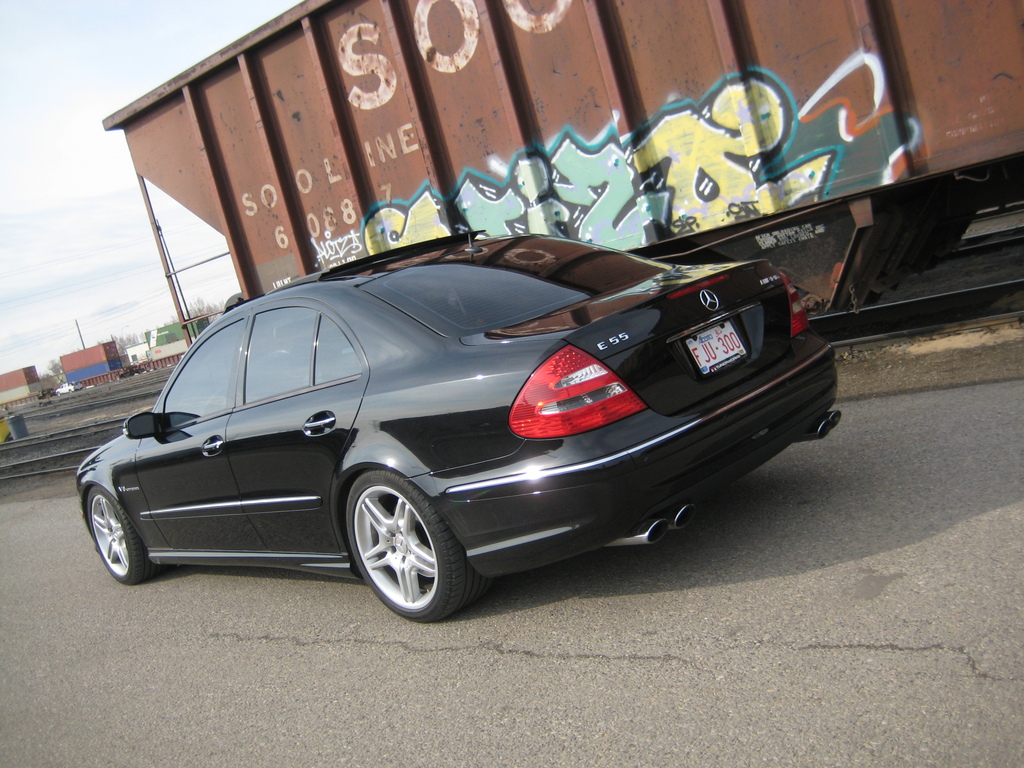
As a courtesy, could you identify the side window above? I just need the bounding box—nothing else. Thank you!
[314,317,362,385]
[163,320,244,418]
[245,307,317,402]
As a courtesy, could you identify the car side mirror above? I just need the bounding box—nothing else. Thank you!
[124,412,162,439]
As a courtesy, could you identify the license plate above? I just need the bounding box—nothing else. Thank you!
[685,320,747,374]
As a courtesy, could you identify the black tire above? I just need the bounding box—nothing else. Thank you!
[86,488,162,585]
[346,470,491,622]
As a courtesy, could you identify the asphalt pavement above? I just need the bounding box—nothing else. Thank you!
[1,330,1021,767]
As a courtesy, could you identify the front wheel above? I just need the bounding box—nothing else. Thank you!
[347,471,490,622]
[87,488,162,585]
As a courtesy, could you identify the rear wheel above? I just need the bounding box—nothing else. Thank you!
[87,488,162,585]
[347,470,490,622]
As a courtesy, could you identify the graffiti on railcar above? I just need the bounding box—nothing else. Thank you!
[291,47,918,270]
[347,51,915,264]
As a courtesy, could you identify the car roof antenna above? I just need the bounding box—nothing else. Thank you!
[466,230,484,255]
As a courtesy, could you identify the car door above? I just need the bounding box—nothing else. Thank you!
[133,317,265,552]
[225,304,366,554]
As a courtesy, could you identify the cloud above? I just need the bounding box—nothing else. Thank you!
[0,0,295,375]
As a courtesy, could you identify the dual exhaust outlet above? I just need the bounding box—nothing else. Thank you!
[800,409,842,441]
[607,504,696,547]
[607,409,842,548]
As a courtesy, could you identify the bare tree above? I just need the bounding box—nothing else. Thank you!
[188,297,223,319]
[40,360,64,393]
[163,297,224,329]
[111,332,144,360]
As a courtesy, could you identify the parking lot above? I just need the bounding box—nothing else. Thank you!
[1,331,1022,767]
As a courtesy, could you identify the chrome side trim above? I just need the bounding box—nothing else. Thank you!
[298,562,351,569]
[445,344,831,496]
[149,550,343,561]
[144,495,321,519]
[446,419,700,495]
[143,500,242,519]
[241,496,321,510]
[466,526,575,557]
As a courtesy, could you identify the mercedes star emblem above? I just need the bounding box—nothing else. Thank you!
[699,289,720,311]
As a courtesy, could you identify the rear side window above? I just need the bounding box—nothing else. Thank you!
[364,264,587,335]
[245,307,317,402]
[314,317,361,384]
[163,320,244,418]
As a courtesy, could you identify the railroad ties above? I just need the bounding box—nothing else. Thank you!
[0,370,171,491]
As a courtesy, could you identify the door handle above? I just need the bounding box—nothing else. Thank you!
[303,412,337,437]
[201,435,225,457]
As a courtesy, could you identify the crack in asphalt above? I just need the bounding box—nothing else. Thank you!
[206,631,702,666]
[797,642,1008,681]
[207,632,1015,683]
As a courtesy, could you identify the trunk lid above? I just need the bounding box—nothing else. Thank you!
[488,259,797,417]
[356,235,799,418]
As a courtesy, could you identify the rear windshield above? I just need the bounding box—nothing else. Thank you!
[363,263,587,335]
[359,237,666,336]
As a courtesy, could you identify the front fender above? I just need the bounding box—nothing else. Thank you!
[76,436,169,550]
[77,439,130,514]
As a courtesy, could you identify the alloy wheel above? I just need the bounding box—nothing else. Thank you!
[90,494,130,578]
[352,484,438,611]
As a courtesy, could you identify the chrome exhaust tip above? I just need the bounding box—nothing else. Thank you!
[670,504,697,530]
[607,518,669,547]
[817,409,842,438]
[800,409,842,441]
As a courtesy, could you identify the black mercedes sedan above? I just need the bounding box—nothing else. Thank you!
[77,233,840,621]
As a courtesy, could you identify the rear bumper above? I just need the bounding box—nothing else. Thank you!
[439,340,837,577]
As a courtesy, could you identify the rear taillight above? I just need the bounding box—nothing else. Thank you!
[509,345,647,438]
[782,274,809,336]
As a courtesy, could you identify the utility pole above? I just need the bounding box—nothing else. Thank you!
[74,320,86,349]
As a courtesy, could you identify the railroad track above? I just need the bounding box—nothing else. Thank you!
[0,373,168,486]
[810,278,1024,342]
[0,448,100,481]
[0,419,124,481]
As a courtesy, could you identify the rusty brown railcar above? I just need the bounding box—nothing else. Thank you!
[104,0,1024,327]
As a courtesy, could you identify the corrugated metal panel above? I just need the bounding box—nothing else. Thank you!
[731,0,901,199]
[105,0,1024,302]
[60,342,120,375]
[0,384,36,403]
[151,339,189,360]
[254,24,363,270]
[66,360,123,385]
[609,0,738,122]
[874,0,1024,172]
[0,367,39,392]
[124,96,226,232]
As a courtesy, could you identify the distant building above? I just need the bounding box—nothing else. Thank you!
[128,321,212,363]
[148,323,189,360]
[126,342,151,364]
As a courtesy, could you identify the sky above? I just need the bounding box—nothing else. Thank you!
[0,0,299,377]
